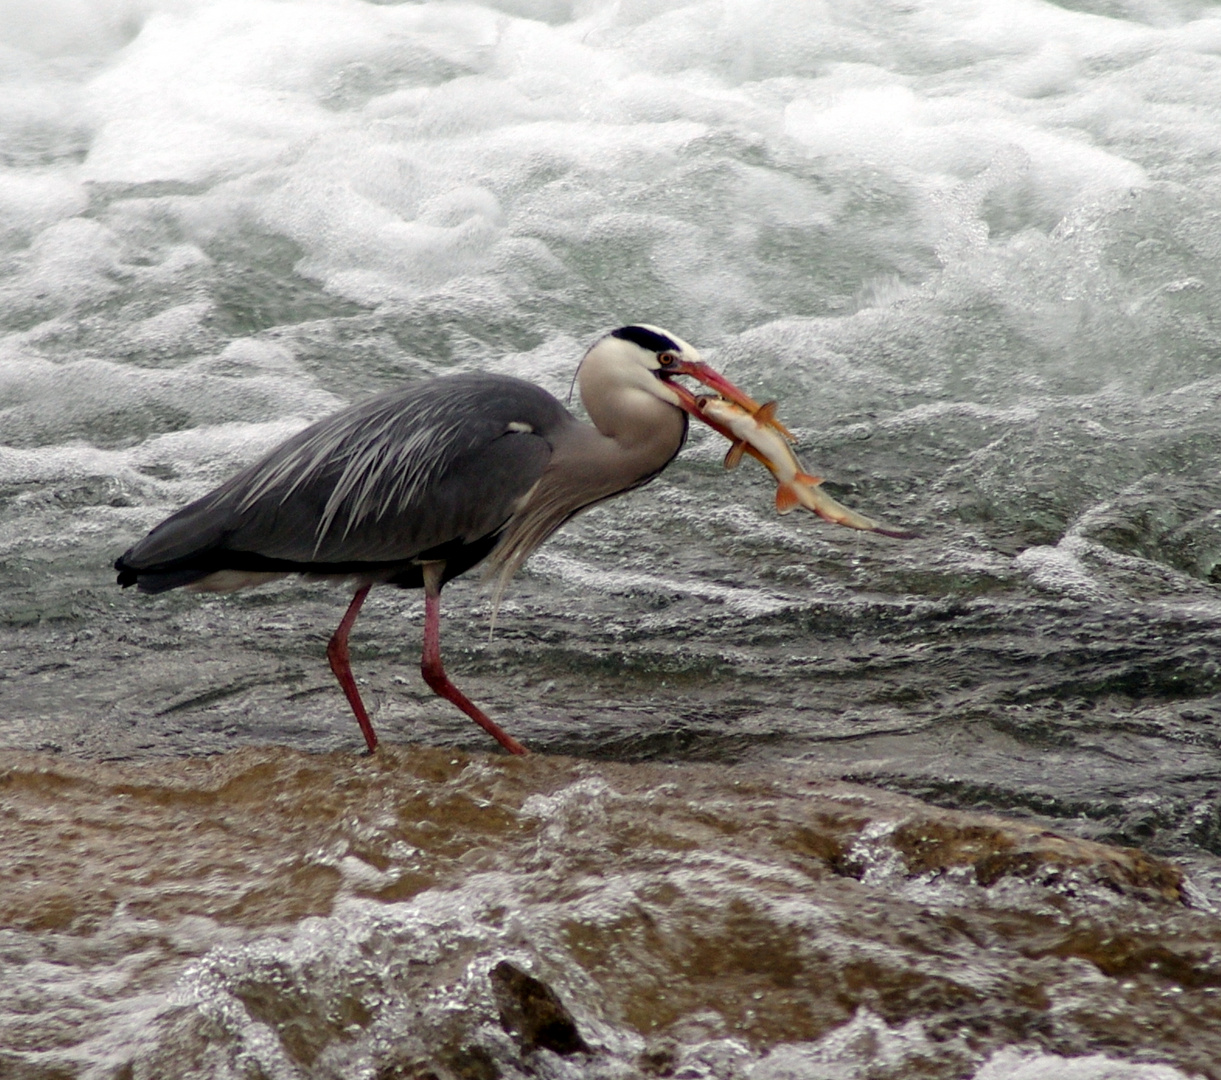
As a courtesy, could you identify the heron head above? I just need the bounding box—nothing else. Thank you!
[579,325,760,433]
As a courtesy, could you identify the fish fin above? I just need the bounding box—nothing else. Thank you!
[723,441,746,470]
[775,484,800,514]
[795,471,823,486]
[754,400,796,441]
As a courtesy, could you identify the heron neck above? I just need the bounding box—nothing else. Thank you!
[484,403,686,595]
[579,388,687,484]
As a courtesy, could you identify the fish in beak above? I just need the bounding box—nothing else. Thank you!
[659,357,769,433]
[693,394,916,540]
[659,356,914,537]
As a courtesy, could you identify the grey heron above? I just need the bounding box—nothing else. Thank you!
[115,325,759,756]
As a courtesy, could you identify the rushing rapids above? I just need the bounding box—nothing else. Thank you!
[1,1,1220,1076]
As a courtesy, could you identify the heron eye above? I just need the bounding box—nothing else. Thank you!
[658,351,681,369]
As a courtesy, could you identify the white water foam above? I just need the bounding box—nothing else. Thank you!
[0,0,1217,482]
[973,1047,1198,1080]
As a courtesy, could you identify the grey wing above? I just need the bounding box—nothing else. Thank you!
[120,373,570,573]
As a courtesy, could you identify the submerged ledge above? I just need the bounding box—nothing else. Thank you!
[1,746,1216,1079]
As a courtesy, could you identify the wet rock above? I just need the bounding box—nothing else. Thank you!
[437,1045,500,1080]
[374,1060,442,1080]
[890,819,1186,902]
[489,961,590,1056]
[638,1039,680,1076]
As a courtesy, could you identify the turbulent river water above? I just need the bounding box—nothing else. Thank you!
[3,1,1221,1077]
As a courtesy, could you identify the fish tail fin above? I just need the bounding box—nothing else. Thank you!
[781,468,918,538]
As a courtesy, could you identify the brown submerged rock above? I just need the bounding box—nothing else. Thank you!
[889,817,1185,902]
[489,960,590,1056]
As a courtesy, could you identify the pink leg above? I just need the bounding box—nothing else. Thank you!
[326,584,379,753]
[420,563,528,756]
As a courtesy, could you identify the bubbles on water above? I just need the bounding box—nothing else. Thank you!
[752,1010,961,1080]
[973,1047,1198,1080]
[1015,538,1110,601]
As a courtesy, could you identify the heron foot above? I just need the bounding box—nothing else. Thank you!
[421,659,529,756]
[422,564,529,756]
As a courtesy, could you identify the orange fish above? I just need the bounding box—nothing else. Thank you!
[696,396,915,539]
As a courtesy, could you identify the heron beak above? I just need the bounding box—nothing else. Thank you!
[663,360,762,439]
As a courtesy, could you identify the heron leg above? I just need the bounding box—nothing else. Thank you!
[420,562,529,756]
[326,583,379,754]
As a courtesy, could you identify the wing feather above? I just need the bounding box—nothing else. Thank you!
[120,373,570,575]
